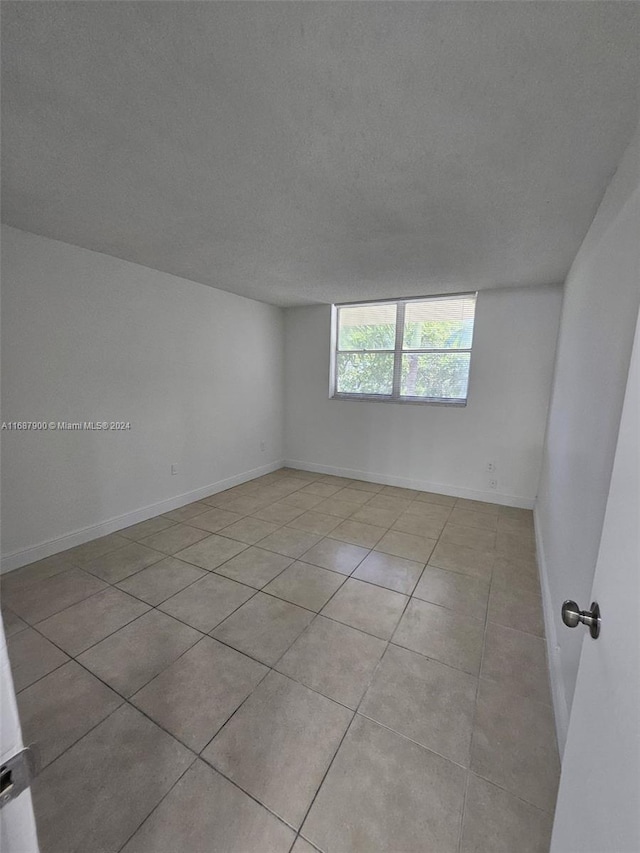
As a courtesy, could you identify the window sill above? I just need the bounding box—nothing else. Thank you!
[330,393,468,407]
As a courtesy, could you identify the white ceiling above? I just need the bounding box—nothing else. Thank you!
[2,2,639,307]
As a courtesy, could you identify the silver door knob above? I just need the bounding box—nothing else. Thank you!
[561,600,601,639]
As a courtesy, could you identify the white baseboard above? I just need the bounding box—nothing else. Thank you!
[284,458,535,509]
[0,459,285,574]
[534,505,569,757]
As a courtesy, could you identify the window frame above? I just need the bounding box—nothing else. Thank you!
[329,292,477,406]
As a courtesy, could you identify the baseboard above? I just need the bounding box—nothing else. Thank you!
[534,505,569,757]
[284,458,535,509]
[0,459,285,574]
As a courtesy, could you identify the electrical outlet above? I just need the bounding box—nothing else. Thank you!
[171,463,178,475]
[489,478,498,489]
[486,461,496,473]
[260,440,266,452]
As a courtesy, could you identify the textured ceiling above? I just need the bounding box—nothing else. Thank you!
[2,2,639,307]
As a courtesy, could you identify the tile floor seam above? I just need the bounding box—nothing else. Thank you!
[31,604,200,672]
[6,573,112,627]
[114,755,199,853]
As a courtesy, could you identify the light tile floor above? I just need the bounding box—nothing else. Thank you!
[1,468,558,853]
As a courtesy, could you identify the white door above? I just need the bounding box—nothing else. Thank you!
[0,614,40,853]
[550,308,640,853]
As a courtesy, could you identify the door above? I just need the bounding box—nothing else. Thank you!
[550,308,640,853]
[0,614,40,853]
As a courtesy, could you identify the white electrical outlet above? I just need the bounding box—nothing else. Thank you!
[260,441,266,452]
[489,478,498,489]
[486,461,496,472]
[171,463,178,475]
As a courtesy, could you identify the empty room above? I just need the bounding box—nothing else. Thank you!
[1,2,639,852]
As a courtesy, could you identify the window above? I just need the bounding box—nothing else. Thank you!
[331,293,477,405]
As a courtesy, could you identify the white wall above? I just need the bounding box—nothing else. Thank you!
[536,127,640,751]
[1,226,285,570]
[284,285,562,507]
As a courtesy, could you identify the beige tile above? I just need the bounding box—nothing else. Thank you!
[460,774,553,853]
[218,516,280,544]
[219,495,273,515]
[496,528,536,559]
[300,537,369,575]
[1,607,28,637]
[492,554,540,595]
[32,704,193,853]
[471,679,559,812]
[352,550,424,594]
[488,583,544,637]
[391,512,446,539]
[350,505,401,528]
[131,637,267,752]
[281,491,325,510]
[365,494,412,514]
[277,616,386,709]
[292,838,317,853]
[17,661,122,768]
[455,498,500,516]
[211,593,314,665]
[499,505,534,523]
[7,628,69,691]
[263,561,345,611]
[288,510,342,536]
[347,479,384,493]
[413,490,457,507]
[481,623,551,704]
[187,507,245,533]
[413,565,490,619]
[258,527,323,559]
[162,501,210,522]
[429,541,495,581]
[119,516,176,540]
[140,523,210,555]
[332,487,371,505]
[83,542,164,583]
[213,547,293,589]
[360,644,477,765]
[375,529,437,562]
[299,482,344,497]
[312,497,359,518]
[450,507,499,530]
[330,519,386,549]
[116,557,206,605]
[394,599,484,675]
[440,523,496,553]
[78,609,201,697]
[158,573,254,632]
[497,514,535,536]
[2,568,108,624]
[120,760,294,853]
[320,476,354,488]
[403,500,452,523]
[1,554,77,593]
[64,533,130,565]
[380,485,419,499]
[321,578,407,640]
[203,671,352,828]
[37,587,150,656]
[175,533,247,570]
[302,715,465,853]
[252,501,306,525]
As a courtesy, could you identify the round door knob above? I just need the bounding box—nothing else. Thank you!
[561,600,601,639]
